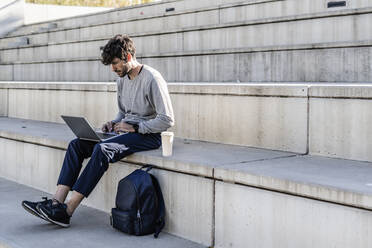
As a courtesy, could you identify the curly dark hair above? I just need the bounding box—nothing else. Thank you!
[100,34,136,65]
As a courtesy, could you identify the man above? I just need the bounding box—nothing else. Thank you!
[21,34,175,227]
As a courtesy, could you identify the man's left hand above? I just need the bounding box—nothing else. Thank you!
[114,122,135,133]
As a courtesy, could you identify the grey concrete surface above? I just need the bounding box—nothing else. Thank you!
[309,97,372,162]
[2,44,372,82]
[0,81,117,91]
[2,116,372,246]
[2,7,372,62]
[142,46,372,83]
[2,116,372,208]
[5,82,372,159]
[0,117,295,177]
[308,85,372,161]
[215,155,372,209]
[0,138,215,245]
[0,89,7,116]
[215,181,372,248]
[309,85,372,98]
[0,0,24,38]
[0,82,309,153]
[0,177,205,248]
[2,0,370,43]
[24,3,112,25]
[0,116,294,246]
[0,0,272,38]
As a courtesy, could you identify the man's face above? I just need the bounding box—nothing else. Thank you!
[111,57,130,77]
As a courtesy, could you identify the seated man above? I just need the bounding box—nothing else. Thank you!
[21,34,175,227]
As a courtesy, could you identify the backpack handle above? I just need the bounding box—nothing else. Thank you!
[140,164,153,172]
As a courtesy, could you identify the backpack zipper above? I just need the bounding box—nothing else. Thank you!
[131,181,142,234]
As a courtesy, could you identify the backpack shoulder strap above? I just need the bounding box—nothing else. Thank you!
[150,174,165,238]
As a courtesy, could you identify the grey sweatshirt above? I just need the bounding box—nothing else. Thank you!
[112,65,175,134]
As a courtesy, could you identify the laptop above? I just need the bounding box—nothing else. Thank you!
[61,115,119,142]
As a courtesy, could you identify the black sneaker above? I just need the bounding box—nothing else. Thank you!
[37,201,71,227]
[21,197,53,221]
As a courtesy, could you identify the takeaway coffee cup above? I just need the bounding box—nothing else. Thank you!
[161,132,174,157]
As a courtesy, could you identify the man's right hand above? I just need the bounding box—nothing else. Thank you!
[101,121,114,132]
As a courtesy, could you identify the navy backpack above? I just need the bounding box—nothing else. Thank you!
[110,165,165,238]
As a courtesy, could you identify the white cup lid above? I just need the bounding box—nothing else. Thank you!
[161,131,174,136]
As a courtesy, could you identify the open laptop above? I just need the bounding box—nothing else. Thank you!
[61,115,119,142]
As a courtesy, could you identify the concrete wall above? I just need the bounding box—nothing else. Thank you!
[215,182,372,248]
[1,2,372,83]
[1,133,372,247]
[1,44,372,82]
[7,0,265,36]
[309,86,372,162]
[0,0,24,38]
[169,84,308,153]
[0,89,8,116]
[3,82,372,161]
[3,11,372,62]
[24,3,112,25]
[0,82,309,154]
[7,88,118,126]
[7,0,372,38]
[0,138,214,246]
[3,0,367,46]
[79,162,214,246]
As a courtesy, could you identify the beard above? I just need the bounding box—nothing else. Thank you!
[118,71,127,77]
[117,65,131,78]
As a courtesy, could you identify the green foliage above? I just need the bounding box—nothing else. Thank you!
[25,0,157,7]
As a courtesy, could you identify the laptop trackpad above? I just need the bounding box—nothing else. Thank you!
[96,132,117,139]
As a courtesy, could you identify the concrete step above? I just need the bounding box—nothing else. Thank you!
[1,0,367,49]
[0,40,372,82]
[0,117,296,246]
[1,116,372,209]
[2,82,372,162]
[0,0,24,38]
[0,82,309,154]
[1,0,270,40]
[1,117,372,247]
[5,0,364,41]
[1,6,372,62]
[0,177,205,248]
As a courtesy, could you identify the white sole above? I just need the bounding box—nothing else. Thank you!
[38,207,70,228]
[22,203,48,222]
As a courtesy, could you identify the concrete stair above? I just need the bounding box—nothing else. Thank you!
[5,0,367,39]
[1,81,372,247]
[2,0,369,47]
[1,0,372,82]
[0,177,205,248]
[1,1,372,247]
[2,81,372,162]
[3,9,372,62]
[1,117,372,247]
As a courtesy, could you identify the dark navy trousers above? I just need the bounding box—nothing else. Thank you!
[57,132,161,197]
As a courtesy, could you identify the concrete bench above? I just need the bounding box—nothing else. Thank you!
[0,82,309,154]
[1,117,372,247]
[3,82,372,162]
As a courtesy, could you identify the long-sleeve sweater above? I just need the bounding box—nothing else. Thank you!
[112,65,175,134]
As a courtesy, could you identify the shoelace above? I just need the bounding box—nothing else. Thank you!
[41,196,52,204]
[41,196,58,207]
